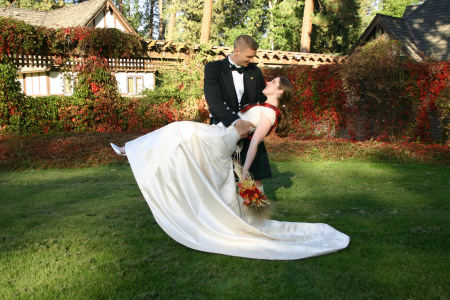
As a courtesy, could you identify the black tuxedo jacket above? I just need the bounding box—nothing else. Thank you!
[204,58,266,127]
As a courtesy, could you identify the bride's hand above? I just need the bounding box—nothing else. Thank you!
[235,119,255,138]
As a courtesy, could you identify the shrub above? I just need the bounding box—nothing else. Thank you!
[15,96,69,134]
[0,55,27,132]
[406,60,449,142]
[340,36,416,141]
[265,41,448,143]
[57,56,123,132]
[141,46,211,122]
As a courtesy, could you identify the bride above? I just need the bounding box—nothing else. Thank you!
[111,76,349,260]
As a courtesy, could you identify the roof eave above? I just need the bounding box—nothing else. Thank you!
[348,14,423,60]
[348,15,394,54]
[84,0,135,34]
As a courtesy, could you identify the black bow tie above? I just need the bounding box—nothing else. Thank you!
[230,64,245,74]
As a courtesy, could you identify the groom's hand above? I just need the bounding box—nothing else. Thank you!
[235,119,255,138]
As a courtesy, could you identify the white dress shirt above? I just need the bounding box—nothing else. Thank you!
[228,56,244,103]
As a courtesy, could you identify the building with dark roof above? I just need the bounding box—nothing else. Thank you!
[349,0,450,61]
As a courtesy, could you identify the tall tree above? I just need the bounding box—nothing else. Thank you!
[267,0,279,50]
[142,0,156,39]
[259,0,302,51]
[200,0,213,44]
[166,0,177,41]
[378,0,424,17]
[158,0,164,40]
[300,0,313,52]
[359,0,424,31]
[213,0,267,47]
[170,0,203,43]
[311,0,361,54]
[359,0,377,30]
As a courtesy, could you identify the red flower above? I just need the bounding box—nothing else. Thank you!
[90,83,99,94]
[237,180,269,210]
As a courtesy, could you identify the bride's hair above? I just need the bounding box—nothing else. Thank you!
[275,76,293,137]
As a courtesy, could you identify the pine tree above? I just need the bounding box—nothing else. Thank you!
[166,0,177,41]
[378,0,424,17]
[158,0,164,39]
[141,0,156,39]
[311,0,361,54]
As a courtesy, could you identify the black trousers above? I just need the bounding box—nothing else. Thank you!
[210,117,272,180]
[238,138,272,180]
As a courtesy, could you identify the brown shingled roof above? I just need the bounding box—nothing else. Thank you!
[42,0,107,28]
[0,0,134,33]
[0,6,48,27]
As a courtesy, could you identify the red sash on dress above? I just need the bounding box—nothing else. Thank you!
[239,103,281,139]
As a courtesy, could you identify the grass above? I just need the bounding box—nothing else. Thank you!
[1,161,449,299]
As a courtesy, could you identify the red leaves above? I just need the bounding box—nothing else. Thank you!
[0,17,144,59]
[90,83,100,94]
[263,57,448,143]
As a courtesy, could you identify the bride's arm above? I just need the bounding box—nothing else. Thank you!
[243,113,272,172]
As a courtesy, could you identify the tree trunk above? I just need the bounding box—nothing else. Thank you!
[200,0,213,44]
[300,0,314,52]
[158,0,164,40]
[148,0,155,39]
[268,0,278,50]
[167,0,177,41]
[117,0,123,14]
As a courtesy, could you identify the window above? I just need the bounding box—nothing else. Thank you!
[63,75,76,95]
[127,76,143,94]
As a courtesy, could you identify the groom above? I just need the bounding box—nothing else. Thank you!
[204,35,272,187]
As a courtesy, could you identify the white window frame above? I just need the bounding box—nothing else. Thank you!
[63,74,77,96]
[127,75,144,95]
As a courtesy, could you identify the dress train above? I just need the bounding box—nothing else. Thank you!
[122,109,349,260]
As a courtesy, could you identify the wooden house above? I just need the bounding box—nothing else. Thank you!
[0,0,155,96]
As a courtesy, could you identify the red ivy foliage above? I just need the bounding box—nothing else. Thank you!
[264,65,348,139]
[0,17,147,134]
[1,17,448,144]
[264,58,449,143]
[0,17,144,59]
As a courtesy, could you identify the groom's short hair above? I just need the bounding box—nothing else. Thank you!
[234,35,259,51]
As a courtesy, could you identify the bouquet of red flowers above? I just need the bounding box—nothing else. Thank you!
[237,179,271,215]
[237,180,270,207]
[234,160,271,218]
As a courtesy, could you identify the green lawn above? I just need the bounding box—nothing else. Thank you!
[1,161,449,299]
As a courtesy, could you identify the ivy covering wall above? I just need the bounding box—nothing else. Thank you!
[265,38,449,143]
[0,17,448,143]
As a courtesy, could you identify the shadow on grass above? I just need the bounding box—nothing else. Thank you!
[262,161,449,298]
[1,162,449,298]
[266,163,295,201]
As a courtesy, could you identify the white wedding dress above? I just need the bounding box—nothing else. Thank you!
[125,105,349,260]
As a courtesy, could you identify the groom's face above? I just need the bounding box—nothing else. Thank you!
[235,47,257,67]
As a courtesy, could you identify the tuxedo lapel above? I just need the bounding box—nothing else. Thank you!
[220,59,239,111]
